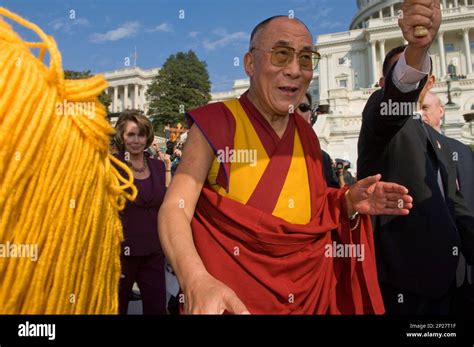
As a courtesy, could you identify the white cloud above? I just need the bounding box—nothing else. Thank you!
[149,22,173,33]
[318,20,344,29]
[289,0,342,33]
[49,17,89,33]
[188,31,200,38]
[292,0,330,15]
[203,30,248,51]
[311,7,333,22]
[212,27,228,36]
[90,22,140,43]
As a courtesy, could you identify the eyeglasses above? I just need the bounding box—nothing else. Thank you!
[298,103,312,113]
[250,45,321,71]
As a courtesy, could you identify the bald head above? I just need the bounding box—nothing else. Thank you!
[243,15,314,120]
[421,91,445,132]
[425,91,442,106]
[249,16,312,50]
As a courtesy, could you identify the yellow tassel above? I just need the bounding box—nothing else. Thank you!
[0,7,137,314]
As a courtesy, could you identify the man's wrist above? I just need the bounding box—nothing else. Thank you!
[405,45,429,71]
[392,48,430,93]
[345,190,357,218]
[181,269,210,293]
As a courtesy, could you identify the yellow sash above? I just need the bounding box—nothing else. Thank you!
[207,99,311,224]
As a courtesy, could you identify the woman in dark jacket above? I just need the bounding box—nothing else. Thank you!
[114,110,171,314]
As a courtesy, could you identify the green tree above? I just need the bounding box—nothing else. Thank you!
[64,70,112,110]
[146,50,211,133]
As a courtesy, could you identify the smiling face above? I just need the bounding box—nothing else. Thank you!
[123,120,147,155]
[244,17,314,118]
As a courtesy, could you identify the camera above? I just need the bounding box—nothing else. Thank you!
[335,159,350,171]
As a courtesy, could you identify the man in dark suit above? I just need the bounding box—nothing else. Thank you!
[357,0,474,314]
[421,91,474,212]
[421,90,474,314]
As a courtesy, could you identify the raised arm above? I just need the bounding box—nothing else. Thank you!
[359,0,440,146]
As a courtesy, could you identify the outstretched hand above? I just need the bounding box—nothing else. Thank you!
[347,174,413,216]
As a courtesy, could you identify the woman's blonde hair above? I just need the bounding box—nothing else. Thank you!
[0,7,137,314]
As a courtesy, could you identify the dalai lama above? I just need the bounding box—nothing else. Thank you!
[157,8,431,314]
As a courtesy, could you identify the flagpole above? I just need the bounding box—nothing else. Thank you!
[134,46,137,68]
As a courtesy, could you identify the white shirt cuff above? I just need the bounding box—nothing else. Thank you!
[392,49,430,93]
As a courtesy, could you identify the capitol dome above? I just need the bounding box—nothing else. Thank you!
[350,0,403,30]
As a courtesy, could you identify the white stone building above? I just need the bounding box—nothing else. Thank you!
[103,66,160,114]
[210,79,251,102]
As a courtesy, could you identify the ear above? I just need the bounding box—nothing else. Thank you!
[427,75,436,90]
[244,52,254,77]
[378,77,385,88]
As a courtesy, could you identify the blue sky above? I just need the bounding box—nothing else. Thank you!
[0,0,357,92]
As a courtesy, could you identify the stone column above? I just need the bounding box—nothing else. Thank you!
[124,84,129,110]
[463,28,473,75]
[379,40,386,69]
[438,32,447,78]
[113,86,118,112]
[327,54,334,90]
[142,86,147,113]
[319,54,328,102]
[370,40,378,86]
[134,84,139,109]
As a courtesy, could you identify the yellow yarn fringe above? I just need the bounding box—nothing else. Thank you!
[0,7,137,314]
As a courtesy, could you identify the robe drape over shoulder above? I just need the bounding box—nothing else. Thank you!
[185,92,384,314]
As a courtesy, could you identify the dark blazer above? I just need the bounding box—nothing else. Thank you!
[441,135,474,285]
[442,136,474,213]
[357,68,474,299]
[113,152,166,256]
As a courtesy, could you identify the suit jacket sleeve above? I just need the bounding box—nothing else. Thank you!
[357,63,427,179]
[369,63,427,142]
